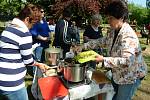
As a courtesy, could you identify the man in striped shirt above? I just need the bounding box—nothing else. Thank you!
[0,4,49,100]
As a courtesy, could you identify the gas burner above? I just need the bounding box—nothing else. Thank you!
[58,73,92,89]
[59,75,85,89]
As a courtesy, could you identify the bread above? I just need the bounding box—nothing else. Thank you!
[45,69,57,76]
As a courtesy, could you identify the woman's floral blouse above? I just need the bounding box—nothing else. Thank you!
[83,22,147,84]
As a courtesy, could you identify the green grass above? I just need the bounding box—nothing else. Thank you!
[142,54,150,85]
[133,37,150,99]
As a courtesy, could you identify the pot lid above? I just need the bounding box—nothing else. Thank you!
[45,47,62,53]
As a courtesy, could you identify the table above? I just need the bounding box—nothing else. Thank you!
[68,81,114,100]
[32,68,115,100]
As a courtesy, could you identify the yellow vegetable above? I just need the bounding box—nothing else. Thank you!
[75,50,99,63]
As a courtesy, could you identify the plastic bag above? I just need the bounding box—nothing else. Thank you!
[75,50,99,63]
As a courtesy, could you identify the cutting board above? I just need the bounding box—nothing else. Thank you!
[91,71,111,84]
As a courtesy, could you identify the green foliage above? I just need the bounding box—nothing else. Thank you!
[128,4,150,26]
[0,0,26,21]
[26,0,52,14]
[0,0,149,26]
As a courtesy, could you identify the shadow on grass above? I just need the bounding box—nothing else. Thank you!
[26,66,34,77]
[0,27,5,34]
[26,66,36,100]
[27,85,36,100]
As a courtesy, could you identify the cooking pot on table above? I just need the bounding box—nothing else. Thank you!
[45,47,63,66]
[63,64,86,82]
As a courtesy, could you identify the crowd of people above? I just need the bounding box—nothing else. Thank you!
[0,0,148,100]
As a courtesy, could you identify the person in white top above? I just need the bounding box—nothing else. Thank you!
[0,4,49,100]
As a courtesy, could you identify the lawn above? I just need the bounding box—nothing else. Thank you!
[133,37,150,100]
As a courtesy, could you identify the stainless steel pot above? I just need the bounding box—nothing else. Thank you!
[45,48,63,66]
[63,64,85,82]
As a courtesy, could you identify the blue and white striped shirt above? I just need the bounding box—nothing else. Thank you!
[0,18,34,91]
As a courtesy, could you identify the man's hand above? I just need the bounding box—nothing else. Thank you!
[37,35,50,42]
[34,62,50,72]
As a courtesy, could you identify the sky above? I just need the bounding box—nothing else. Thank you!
[128,0,147,7]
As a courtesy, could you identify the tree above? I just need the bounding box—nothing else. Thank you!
[50,0,111,18]
[0,0,25,21]
[49,0,112,27]
[26,0,52,15]
[128,3,150,26]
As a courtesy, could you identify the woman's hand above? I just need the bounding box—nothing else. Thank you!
[95,55,104,62]
[83,36,90,42]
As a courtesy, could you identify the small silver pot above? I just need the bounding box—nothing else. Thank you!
[45,48,63,66]
[63,64,85,82]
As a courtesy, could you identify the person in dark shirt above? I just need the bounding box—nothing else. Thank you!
[83,14,103,69]
[83,14,103,43]
[69,21,80,44]
[146,23,150,44]
[53,8,73,58]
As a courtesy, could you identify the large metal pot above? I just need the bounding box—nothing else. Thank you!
[63,64,85,82]
[45,47,63,66]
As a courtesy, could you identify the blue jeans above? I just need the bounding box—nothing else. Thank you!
[34,46,43,62]
[0,87,28,100]
[112,79,141,100]
[32,46,43,74]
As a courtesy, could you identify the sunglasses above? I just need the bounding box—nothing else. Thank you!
[41,11,44,13]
